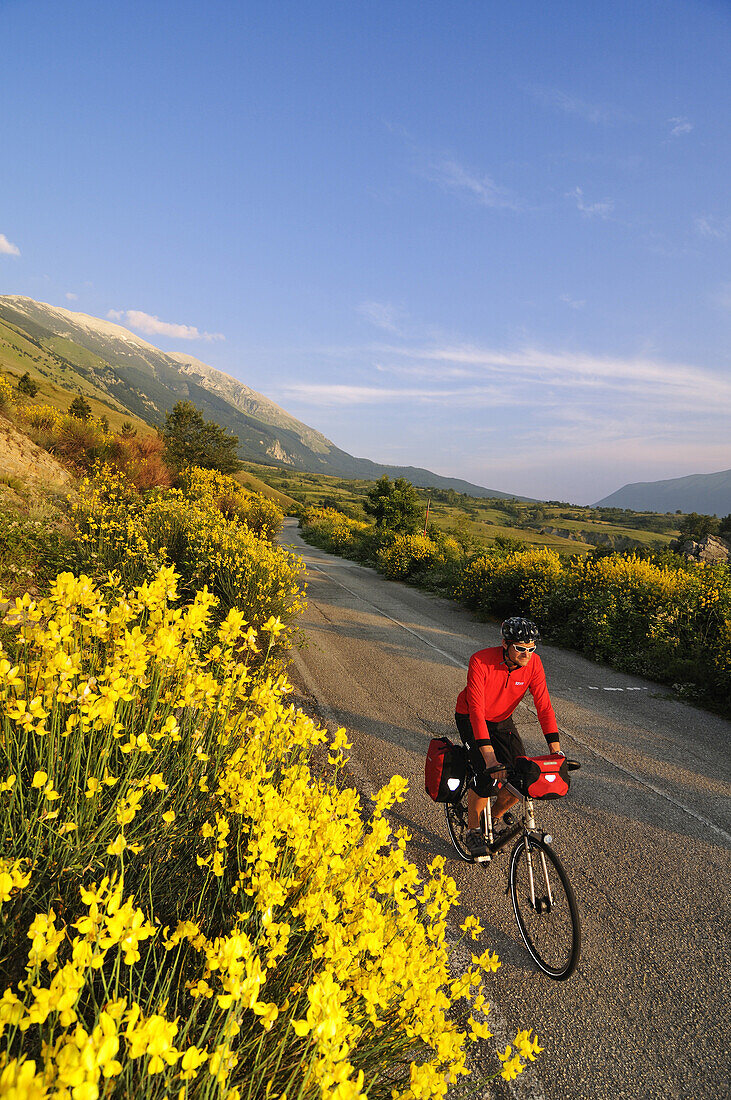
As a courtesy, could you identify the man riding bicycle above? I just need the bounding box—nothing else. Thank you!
[455,616,561,860]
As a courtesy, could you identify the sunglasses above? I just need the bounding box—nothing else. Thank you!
[512,644,537,654]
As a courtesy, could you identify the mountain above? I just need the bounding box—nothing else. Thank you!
[0,295,531,500]
[594,469,731,515]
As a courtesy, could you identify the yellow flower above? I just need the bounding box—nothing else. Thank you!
[107,834,127,856]
[31,771,48,788]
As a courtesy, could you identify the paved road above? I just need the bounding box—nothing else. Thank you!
[280,520,731,1100]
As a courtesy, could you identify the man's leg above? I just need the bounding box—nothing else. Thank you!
[468,784,518,831]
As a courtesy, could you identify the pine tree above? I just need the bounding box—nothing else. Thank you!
[161,401,241,473]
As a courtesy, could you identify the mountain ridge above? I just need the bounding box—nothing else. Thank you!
[0,295,534,500]
[593,468,731,515]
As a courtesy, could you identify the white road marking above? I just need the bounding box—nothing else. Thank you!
[298,547,731,846]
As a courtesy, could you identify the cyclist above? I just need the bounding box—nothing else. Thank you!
[455,616,562,859]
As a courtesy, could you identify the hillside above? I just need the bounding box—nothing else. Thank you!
[594,468,731,515]
[0,295,530,501]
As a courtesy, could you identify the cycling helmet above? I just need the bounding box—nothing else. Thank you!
[501,617,541,644]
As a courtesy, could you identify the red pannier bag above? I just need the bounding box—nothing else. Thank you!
[425,737,467,803]
[512,753,570,800]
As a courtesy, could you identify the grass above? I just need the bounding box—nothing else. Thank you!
[239,461,683,554]
[0,319,152,435]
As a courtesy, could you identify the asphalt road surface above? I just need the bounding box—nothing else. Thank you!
[280,520,731,1100]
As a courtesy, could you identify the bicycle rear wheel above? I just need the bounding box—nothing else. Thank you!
[444,791,473,862]
[508,835,580,980]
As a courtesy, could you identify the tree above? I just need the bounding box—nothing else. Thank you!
[718,514,731,542]
[161,400,242,473]
[363,475,423,533]
[120,421,137,438]
[678,512,719,541]
[68,396,92,421]
[17,372,38,397]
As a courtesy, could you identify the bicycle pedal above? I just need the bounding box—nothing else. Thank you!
[473,852,491,863]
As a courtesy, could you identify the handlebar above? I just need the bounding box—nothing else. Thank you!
[484,756,582,777]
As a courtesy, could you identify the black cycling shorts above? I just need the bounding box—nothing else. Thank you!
[455,712,526,796]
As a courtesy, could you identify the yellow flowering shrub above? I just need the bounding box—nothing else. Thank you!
[378,534,443,580]
[16,404,62,431]
[70,466,304,645]
[0,567,535,1096]
[456,547,731,709]
[302,508,368,554]
[181,467,284,542]
[0,378,15,413]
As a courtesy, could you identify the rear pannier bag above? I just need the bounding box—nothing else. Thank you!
[512,753,570,800]
[425,737,467,803]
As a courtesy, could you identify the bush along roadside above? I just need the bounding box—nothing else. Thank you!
[69,464,305,651]
[0,487,541,1096]
[300,508,731,717]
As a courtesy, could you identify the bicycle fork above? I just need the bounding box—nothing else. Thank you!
[491,798,554,910]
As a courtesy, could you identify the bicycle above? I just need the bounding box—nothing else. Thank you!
[444,757,582,981]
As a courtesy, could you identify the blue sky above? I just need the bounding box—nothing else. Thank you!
[2,0,730,503]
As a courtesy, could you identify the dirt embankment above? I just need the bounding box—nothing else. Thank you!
[0,414,71,490]
[540,525,649,551]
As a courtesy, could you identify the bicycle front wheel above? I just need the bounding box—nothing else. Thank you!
[508,835,581,980]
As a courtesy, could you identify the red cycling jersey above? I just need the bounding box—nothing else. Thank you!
[456,645,558,742]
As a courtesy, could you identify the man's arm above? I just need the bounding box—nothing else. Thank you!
[529,658,560,749]
[465,652,490,742]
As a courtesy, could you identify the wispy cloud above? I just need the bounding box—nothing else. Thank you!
[358,301,405,334]
[527,85,622,124]
[0,233,20,257]
[65,292,78,301]
[567,186,614,219]
[424,158,522,211]
[107,309,224,341]
[280,383,478,407]
[279,342,731,420]
[381,342,731,413]
[695,215,730,240]
[559,294,586,310]
[668,116,693,136]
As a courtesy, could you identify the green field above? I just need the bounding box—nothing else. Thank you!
[0,318,152,435]
[239,462,682,554]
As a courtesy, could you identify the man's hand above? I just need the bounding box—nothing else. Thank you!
[479,742,506,781]
[547,740,561,754]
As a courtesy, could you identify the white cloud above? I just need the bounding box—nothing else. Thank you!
[65,292,78,301]
[425,158,521,211]
[527,85,621,124]
[668,116,693,136]
[695,215,730,240]
[358,301,405,334]
[560,294,586,310]
[568,187,614,219]
[106,309,224,341]
[0,233,20,257]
